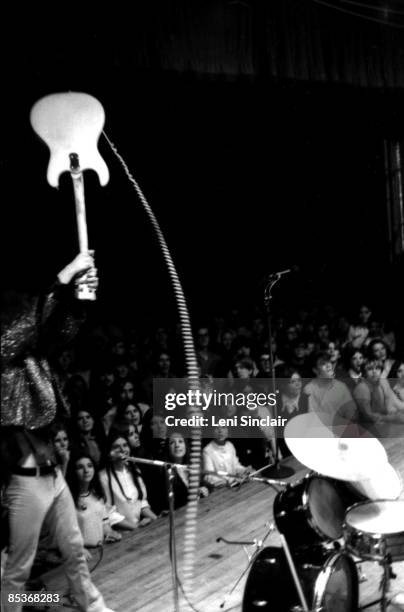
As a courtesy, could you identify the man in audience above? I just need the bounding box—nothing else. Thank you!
[303,351,357,428]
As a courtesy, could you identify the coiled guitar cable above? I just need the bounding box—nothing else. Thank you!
[103,132,202,598]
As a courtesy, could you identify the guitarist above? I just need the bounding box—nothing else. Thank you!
[1,252,115,612]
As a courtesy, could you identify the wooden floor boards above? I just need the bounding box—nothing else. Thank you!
[40,426,404,611]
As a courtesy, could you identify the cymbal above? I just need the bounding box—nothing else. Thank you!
[284,413,388,481]
[349,463,403,501]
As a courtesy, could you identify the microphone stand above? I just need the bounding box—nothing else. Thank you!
[261,273,295,479]
[128,457,180,612]
[166,464,180,612]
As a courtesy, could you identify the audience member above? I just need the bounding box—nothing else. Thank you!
[341,346,365,391]
[367,339,396,378]
[353,360,404,423]
[276,366,309,458]
[203,426,249,488]
[51,423,71,476]
[195,327,221,377]
[67,454,122,554]
[99,434,157,530]
[304,351,357,426]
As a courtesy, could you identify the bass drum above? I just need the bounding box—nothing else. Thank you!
[242,547,358,612]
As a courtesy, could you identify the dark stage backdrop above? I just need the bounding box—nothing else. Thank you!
[1,7,404,331]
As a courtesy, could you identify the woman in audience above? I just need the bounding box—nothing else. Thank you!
[67,454,122,557]
[146,431,208,514]
[325,339,344,378]
[51,423,71,476]
[113,402,143,435]
[71,409,105,467]
[390,361,404,402]
[203,426,250,489]
[99,433,157,530]
[276,366,309,457]
[367,338,396,378]
[111,422,149,459]
[353,359,404,423]
[341,346,365,391]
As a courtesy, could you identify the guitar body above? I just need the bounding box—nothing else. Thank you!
[30,92,109,187]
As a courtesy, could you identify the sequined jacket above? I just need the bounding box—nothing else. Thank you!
[1,281,85,430]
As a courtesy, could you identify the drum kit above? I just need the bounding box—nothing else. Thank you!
[237,414,404,611]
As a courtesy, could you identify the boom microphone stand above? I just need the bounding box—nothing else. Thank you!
[260,271,295,479]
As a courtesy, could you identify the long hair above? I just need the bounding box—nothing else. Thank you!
[114,400,143,427]
[66,453,106,508]
[70,407,106,448]
[103,432,144,505]
[166,431,190,465]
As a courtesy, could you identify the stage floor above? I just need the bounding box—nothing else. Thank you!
[40,427,404,612]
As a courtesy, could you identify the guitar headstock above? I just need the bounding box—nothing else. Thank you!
[30,92,109,187]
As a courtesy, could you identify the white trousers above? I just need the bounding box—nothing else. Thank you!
[2,470,109,612]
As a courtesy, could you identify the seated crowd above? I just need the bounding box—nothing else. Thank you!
[37,302,403,563]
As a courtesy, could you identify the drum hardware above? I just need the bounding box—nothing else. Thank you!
[239,413,403,610]
[359,554,396,612]
[352,558,368,584]
[249,464,291,486]
[218,523,275,609]
[216,535,268,560]
[242,545,359,611]
[279,534,310,612]
[343,500,404,611]
[248,475,288,492]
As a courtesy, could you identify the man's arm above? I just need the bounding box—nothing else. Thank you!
[1,253,97,364]
[40,252,98,352]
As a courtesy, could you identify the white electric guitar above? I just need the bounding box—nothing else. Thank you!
[30,92,109,300]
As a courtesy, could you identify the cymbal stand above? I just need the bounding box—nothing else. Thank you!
[217,523,275,609]
[359,554,396,612]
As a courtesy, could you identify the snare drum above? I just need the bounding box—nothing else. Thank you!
[274,474,356,548]
[343,500,404,562]
[242,546,358,612]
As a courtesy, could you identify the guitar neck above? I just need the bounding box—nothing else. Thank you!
[71,172,89,253]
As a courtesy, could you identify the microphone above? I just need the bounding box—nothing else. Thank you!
[268,265,299,278]
[126,456,188,470]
